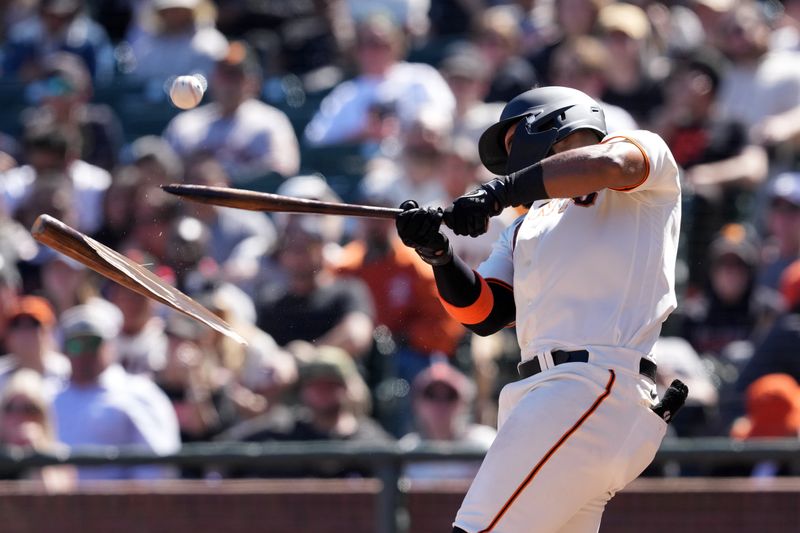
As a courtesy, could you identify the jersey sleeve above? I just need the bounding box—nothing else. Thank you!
[476,214,523,287]
[601,129,681,201]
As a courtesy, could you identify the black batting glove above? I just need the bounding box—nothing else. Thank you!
[396,200,453,266]
[443,181,505,237]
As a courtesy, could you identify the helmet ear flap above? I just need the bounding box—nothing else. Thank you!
[505,124,559,174]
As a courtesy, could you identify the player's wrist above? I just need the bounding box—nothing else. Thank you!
[504,161,549,207]
[416,239,453,266]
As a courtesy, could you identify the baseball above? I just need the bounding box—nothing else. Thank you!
[169,75,205,110]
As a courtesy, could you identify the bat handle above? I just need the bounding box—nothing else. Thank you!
[438,207,455,230]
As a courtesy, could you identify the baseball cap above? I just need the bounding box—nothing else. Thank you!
[734,374,800,438]
[7,296,56,328]
[61,303,121,340]
[598,2,651,40]
[412,362,475,403]
[440,47,491,81]
[299,346,359,385]
[41,0,82,15]
[709,223,759,267]
[216,41,261,77]
[152,0,199,10]
[779,259,800,311]
[768,172,800,207]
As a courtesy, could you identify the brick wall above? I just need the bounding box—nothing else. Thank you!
[0,479,380,533]
[1,477,799,533]
[406,477,800,533]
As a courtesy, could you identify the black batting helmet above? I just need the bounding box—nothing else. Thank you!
[478,86,607,174]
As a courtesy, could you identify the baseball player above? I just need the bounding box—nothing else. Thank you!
[396,86,685,532]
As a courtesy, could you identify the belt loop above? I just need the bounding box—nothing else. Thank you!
[539,350,554,371]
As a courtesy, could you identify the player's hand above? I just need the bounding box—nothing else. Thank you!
[444,184,503,237]
[396,200,452,266]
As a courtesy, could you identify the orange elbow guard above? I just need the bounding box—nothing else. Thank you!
[438,275,495,325]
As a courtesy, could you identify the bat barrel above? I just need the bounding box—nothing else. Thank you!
[161,184,403,219]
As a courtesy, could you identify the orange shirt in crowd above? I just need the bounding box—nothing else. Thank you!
[335,238,465,356]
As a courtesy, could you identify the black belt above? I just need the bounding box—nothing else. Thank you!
[517,349,657,382]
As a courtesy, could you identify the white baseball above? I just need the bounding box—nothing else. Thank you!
[169,75,205,110]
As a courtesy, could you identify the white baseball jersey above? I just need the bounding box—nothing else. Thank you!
[477,130,681,361]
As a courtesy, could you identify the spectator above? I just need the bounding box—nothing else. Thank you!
[53,304,180,481]
[127,135,184,187]
[94,166,143,250]
[256,216,375,358]
[2,0,115,83]
[334,186,465,363]
[155,311,240,444]
[0,369,75,490]
[757,173,800,292]
[0,296,70,398]
[131,0,228,91]
[105,264,169,377]
[400,362,495,480]
[38,255,100,316]
[680,224,775,358]
[181,153,277,273]
[0,123,110,235]
[127,187,181,263]
[223,346,394,478]
[528,0,604,87]
[215,0,352,77]
[716,2,800,138]
[597,2,664,125]
[549,36,638,132]
[651,48,768,291]
[737,259,800,392]
[21,52,124,171]
[163,40,300,183]
[304,14,455,147]
[473,6,538,104]
[0,265,21,354]
[195,284,297,415]
[439,45,504,144]
[730,374,800,476]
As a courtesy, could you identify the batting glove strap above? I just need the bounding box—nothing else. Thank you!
[415,238,453,266]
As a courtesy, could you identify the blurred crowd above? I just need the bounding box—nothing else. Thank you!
[1,0,800,487]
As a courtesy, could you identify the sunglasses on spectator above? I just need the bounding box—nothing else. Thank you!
[3,400,41,417]
[8,316,42,330]
[422,386,459,403]
[25,76,75,104]
[64,336,103,356]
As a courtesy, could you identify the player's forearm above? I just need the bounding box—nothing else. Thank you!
[539,142,646,198]
[433,255,515,336]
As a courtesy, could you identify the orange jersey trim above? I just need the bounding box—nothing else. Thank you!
[439,273,494,325]
[602,136,650,192]
[478,370,617,532]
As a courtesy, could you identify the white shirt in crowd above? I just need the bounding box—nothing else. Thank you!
[0,160,110,234]
[717,51,800,130]
[0,351,70,400]
[53,364,180,481]
[304,61,456,146]
[164,99,300,183]
[132,26,228,86]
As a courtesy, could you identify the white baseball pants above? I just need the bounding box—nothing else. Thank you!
[453,360,667,532]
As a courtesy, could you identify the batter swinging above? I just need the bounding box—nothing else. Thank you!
[396,86,685,532]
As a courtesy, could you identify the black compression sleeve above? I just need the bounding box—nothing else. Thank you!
[433,254,481,306]
[484,161,548,208]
